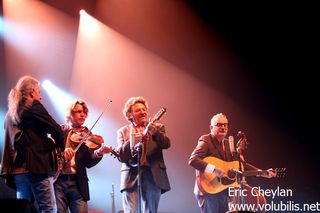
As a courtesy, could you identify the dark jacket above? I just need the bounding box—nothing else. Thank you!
[72,142,102,201]
[188,133,258,195]
[0,100,65,188]
[189,134,234,172]
[116,123,171,194]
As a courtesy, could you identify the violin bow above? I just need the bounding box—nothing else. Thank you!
[74,100,113,152]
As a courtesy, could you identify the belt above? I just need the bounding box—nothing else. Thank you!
[58,174,77,181]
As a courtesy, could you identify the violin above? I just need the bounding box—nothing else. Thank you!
[70,128,103,149]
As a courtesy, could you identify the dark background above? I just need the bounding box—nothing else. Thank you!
[189,1,320,200]
[187,1,320,204]
[188,1,319,140]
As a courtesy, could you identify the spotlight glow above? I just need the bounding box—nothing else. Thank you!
[0,109,6,147]
[79,9,99,37]
[42,79,52,90]
[79,9,86,16]
[0,16,4,36]
[41,80,75,121]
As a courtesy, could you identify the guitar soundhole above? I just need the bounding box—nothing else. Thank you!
[220,176,236,185]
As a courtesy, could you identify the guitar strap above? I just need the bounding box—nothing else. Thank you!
[140,127,148,166]
[223,140,233,162]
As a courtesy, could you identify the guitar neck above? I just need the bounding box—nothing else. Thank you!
[151,107,166,123]
[244,168,286,178]
[243,170,269,177]
[143,107,166,135]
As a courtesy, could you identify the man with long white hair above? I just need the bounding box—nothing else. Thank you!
[0,75,65,212]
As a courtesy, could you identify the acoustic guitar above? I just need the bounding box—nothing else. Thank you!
[198,156,286,194]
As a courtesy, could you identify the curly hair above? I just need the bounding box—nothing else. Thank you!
[65,100,89,123]
[122,96,149,122]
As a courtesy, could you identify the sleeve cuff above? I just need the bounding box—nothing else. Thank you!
[94,149,103,158]
[205,164,216,173]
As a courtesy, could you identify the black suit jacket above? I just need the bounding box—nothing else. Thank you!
[116,123,171,194]
[73,143,102,201]
[189,133,258,195]
[1,100,65,175]
[189,134,234,172]
[0,100,65,188]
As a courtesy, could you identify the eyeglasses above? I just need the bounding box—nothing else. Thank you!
[214,123,228,127]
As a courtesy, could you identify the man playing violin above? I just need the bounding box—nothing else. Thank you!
[188,113,276,213]
[54,100,112,213]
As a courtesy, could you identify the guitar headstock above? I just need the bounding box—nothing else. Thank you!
[151,107,167,123]
[236,131,248,154]
[273,168,286,178]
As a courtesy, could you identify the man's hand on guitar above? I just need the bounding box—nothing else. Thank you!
[258,168,277,178]
[145,122,157,135]
[213,167,225,178]
[266,168,277,178]
[134,132,144,143]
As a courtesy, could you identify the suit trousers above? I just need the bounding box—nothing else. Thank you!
[195,189,229,213]
[122,167,161,213]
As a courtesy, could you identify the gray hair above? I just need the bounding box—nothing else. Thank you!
[210,113,227,125]
[8,75,40,124]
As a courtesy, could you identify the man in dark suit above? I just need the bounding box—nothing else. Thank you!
[53,100,112,213]
[189,113,275,213]
[116,96,171,213]
[0,75,65,212]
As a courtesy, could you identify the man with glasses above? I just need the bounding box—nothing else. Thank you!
[188,113,275,213]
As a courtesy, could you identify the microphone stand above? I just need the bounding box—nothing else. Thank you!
[235,145,247,207]
[236,131,248,207]
[130,121,142,213]
[237,153,246,206]
[111,183,116,213]
[136,142,142,213]
[228,135,244,206]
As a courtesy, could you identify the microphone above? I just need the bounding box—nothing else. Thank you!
[228,136,235,154]
[129,126,135,157]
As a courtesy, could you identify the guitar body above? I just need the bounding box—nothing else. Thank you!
[199,156,243,194]
[47,135,65,181]
[199,156,286,194]
[52,147,64,181]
